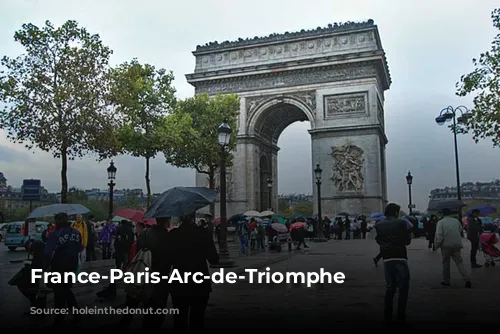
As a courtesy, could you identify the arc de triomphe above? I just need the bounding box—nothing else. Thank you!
[186,20,391,217]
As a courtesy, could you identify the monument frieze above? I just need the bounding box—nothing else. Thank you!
[194,62,379,95]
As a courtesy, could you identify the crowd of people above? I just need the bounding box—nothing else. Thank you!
[14,212,220,331]
[11,203,495,329]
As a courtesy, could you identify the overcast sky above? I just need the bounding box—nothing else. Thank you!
[0,0,499,211]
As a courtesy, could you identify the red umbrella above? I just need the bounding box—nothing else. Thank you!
[214,217,221,225]
[142,218,156,226]
[290,222,306,230]
[114,208,145,223]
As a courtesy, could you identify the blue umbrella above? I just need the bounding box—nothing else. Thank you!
[370,213,384,220]
[28,204,90,218]
[144,187,216,218]
[466,205,497,217]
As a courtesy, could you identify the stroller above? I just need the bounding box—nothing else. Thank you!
[480,231,500,267]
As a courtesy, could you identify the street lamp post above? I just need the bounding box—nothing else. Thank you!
[435,105,472,219]
[107,161,117,218]
[406,171,413,215]
[313,164,327,242]
[266,177,273,211]
[211,120,235,268]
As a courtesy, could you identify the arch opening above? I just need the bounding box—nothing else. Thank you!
[251,101,313,213]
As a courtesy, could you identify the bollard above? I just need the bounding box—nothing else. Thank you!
[287,237,292,252]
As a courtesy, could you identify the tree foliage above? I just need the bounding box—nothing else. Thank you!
[108,59,176,207]
[0,20,119,203]
[164,93,239,175]
[164,93,240,215]
[456,8,500,146]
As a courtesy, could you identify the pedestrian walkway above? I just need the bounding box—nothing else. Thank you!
[3,237,498,329]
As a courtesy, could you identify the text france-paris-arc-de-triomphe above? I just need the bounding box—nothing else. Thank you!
[185,20,392,217]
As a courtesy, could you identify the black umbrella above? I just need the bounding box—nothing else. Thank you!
[229,213,244,223]
[337,212,350,216]
[144,187,217,218]
[427,199,466,212]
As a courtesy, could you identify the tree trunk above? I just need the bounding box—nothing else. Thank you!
[60,147,68,203]
[145,156,151,209]
[209,167,215,217]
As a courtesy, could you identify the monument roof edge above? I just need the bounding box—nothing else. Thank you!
[193,19,377,53]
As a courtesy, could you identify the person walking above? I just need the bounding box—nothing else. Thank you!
[44,212,83,326]
[466,209,483,268]
[375,203,411,325]
[119,217,171,330]
[237,218,249,255]
[360,215,368,239]
[99,218,115,260]
[425,215,438,251]
[344,217,351,240]
[434,208,472,288]
[168,213,219,331]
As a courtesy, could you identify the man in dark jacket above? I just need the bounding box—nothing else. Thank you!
[466,209,483,268]
[375,203,411,324]
[43,212,83,326]
[168,214,219,331]
[115,220,135,270]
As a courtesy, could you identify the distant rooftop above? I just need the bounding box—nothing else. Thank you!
[195,20,376,52]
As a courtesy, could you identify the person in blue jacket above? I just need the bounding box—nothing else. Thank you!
[43,212,83,326]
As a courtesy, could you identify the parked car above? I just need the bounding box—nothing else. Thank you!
[4,221,49,251]
[0,222,8,242]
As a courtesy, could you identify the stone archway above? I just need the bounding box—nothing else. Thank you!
[187,20,391,216]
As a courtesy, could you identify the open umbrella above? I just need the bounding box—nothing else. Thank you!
[114,208,145,223]
[243,210,260,217]
[28,204,90,219]
[466,205,497,217]
[259,210,275,217]
[271,215,287,225]
[144,187,216,218]
[229,213,244,223]
[370,213,384,219]
[337,212,350,216]
[271,222,288,233]
[142,218,156,226]
[290,222,306,230]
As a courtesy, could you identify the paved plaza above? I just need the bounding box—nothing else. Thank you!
[1,236,499,330]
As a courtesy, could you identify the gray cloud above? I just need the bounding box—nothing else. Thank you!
[0,0,499,212]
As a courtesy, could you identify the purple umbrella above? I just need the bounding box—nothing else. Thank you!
[466,205,497,217]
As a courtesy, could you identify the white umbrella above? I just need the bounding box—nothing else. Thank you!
[259,210,275,217]
[243,210,260,217]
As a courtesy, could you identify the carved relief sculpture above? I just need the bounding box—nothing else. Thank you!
[325,93,366,116]
[331,145,365,192]
[205,172,233,199]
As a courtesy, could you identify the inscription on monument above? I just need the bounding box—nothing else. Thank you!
[324,92,367,117]
[331,145,365,192]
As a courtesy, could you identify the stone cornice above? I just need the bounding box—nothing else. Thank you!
[194,20,376,52]
[189,60,389,95]
[309,125,388,145]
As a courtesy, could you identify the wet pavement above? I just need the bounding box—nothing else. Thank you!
[2,236,500,330]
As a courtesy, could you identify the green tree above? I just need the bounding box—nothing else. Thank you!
[108,59,176,208]
[0,20,119,203]
[164,93,240,216]
[293,202,313,217]
[456,8,500,146]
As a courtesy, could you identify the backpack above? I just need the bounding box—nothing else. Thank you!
[117,225,134,250]
[124,229,154,302]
